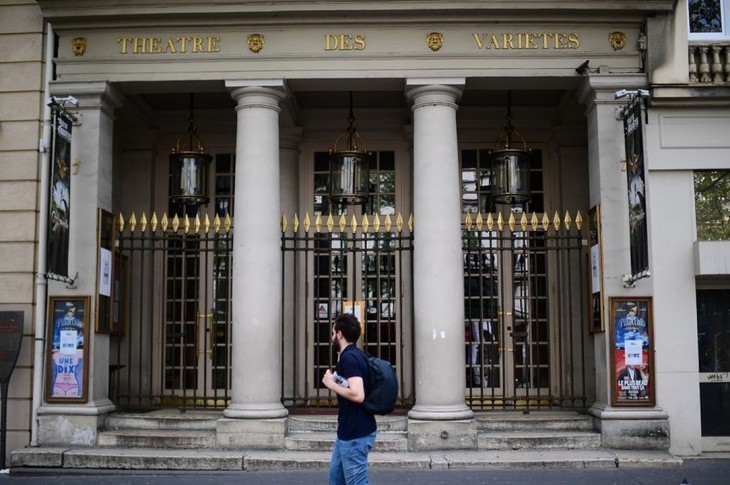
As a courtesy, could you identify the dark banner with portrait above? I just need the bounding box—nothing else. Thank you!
[47,110,72,277]
[623,99,649,280]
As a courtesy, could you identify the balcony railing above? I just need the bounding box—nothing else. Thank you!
[689,42,730,83]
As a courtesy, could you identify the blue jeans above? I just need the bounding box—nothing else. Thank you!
[329,432,376,485]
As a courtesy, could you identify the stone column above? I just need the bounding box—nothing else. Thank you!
[405,79,473,449]
[38,81,123,446]
[218,80,288,448]
[578,75,669,450]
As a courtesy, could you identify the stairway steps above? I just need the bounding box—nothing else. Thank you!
[106,411,220,431]
[285,431,408,452]
[287,415,408,433]
[478,430,601,450]
[475,412,594,432]
[98,429,217,449]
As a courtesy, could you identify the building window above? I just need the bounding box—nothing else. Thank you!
[694,171,730,241]
[688,0,730,38]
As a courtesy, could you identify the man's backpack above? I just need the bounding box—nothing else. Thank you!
[360,350,398,415]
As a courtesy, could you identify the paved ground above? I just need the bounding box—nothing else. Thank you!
[3,458,730,484]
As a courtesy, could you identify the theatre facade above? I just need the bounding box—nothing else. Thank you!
[2,0,730,461]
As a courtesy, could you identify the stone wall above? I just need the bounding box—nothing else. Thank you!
[0,0,44,462]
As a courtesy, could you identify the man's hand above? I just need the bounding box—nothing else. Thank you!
[322,369,336,390]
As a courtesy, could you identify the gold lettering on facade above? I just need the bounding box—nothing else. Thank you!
[472,32,580,50]
[71,37,87,56]
[608,31,626,51]
[324,34,366,51]
[118,36,222,55]
[426,32,444,52]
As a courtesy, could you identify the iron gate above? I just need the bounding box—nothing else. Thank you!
[111,211,233,410]
[280,212,414,409]
[463,210,591,410]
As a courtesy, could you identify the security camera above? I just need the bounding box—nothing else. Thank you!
[637,89,650,98]
[614,89,629,99]
[65,95,79,107]
[575,60,590,75]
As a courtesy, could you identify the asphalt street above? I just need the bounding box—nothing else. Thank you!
[2,459,730,485]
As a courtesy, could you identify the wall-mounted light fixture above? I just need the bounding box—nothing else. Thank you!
[329,92,371,205]
[488,91,532,207]
[169,94,211,208]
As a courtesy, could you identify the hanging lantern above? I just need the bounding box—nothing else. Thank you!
[488,91,531,207]
[329,92,372,205]
[169,94,211,207]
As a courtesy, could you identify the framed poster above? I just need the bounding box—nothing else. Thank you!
[111,253,128,336]
[610,297,655,407]
[45,296,90,403]
[588,205,604,333]
[95,209,114,333]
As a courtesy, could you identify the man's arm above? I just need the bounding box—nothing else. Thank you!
[322,369,365,403]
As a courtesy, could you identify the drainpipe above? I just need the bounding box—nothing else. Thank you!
[31,21,55,447]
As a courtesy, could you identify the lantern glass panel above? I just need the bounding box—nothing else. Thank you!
[490,149,531,205]
[170,152,211,204]
[329,151,371,204]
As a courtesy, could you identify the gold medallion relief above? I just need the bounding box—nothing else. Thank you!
[247,33,264,53]
[426,32,444,52]
[608,32,626,51]
[71,37,87,56]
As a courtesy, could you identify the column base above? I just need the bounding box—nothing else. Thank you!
[216,417,286,449]
[223,402,289,419]
[589,402,670,449]
[408,403,474,421]
[408,419,477,451]
[36,400,116,446]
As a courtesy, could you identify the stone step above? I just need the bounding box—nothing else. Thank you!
[475,412,594,432]
[478,430,601,450]
[287,414,408,433]
[285,432,408,452]
[97,429,217,449]
[106,410,220,431]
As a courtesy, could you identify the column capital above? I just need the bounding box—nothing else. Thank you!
[226,79,288,111]
[576,74,648,111]
[405,78,465,111]
[49,81,124,117]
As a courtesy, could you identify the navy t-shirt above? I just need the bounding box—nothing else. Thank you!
[336,345,377,440]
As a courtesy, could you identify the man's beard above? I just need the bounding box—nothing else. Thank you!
[332,336,340,353]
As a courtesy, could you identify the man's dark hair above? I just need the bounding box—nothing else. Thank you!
[334,313,361,344]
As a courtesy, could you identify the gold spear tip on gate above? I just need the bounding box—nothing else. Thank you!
[350,214,358,232]
[396,213,403,232]
[214,214,221,233]
[541,212,550,231]
[293,213,299,233]
[564,211,572,230]
[326,214,334,233]
[281,213,287,232]
[172,214,180,232]
[385,213,392,232]
[497,212,504,232]
[161,213,169,231]
[531,212,538,231]
[520,212,528,232]
[373,214,381,232]
[361,214,370,232]
[305,213,313,233]
[129,212,137,232]
[151,212,158,232]
[139,212,148,233]
[117,213,125,232]
[224,213,232,233]
[203,213,210,234]
[183,214,191,234]
[409,213,414,232]
[465,213,473,231]
[508,213,515,232]
[486,212,494,231]
[315,214,322,233]
[194,214,201,234]
[575,211,583,230]
[553,211,561,231]
[476,212,483,231]
[338,213,347,232]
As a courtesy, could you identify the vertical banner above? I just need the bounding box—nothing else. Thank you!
[623,99,649,280]
[45,296,89,403]
[610,297,655,406]
[47,110,73,277]
[587,205,604,333]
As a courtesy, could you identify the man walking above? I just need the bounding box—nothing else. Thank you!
[322,313,376,485]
